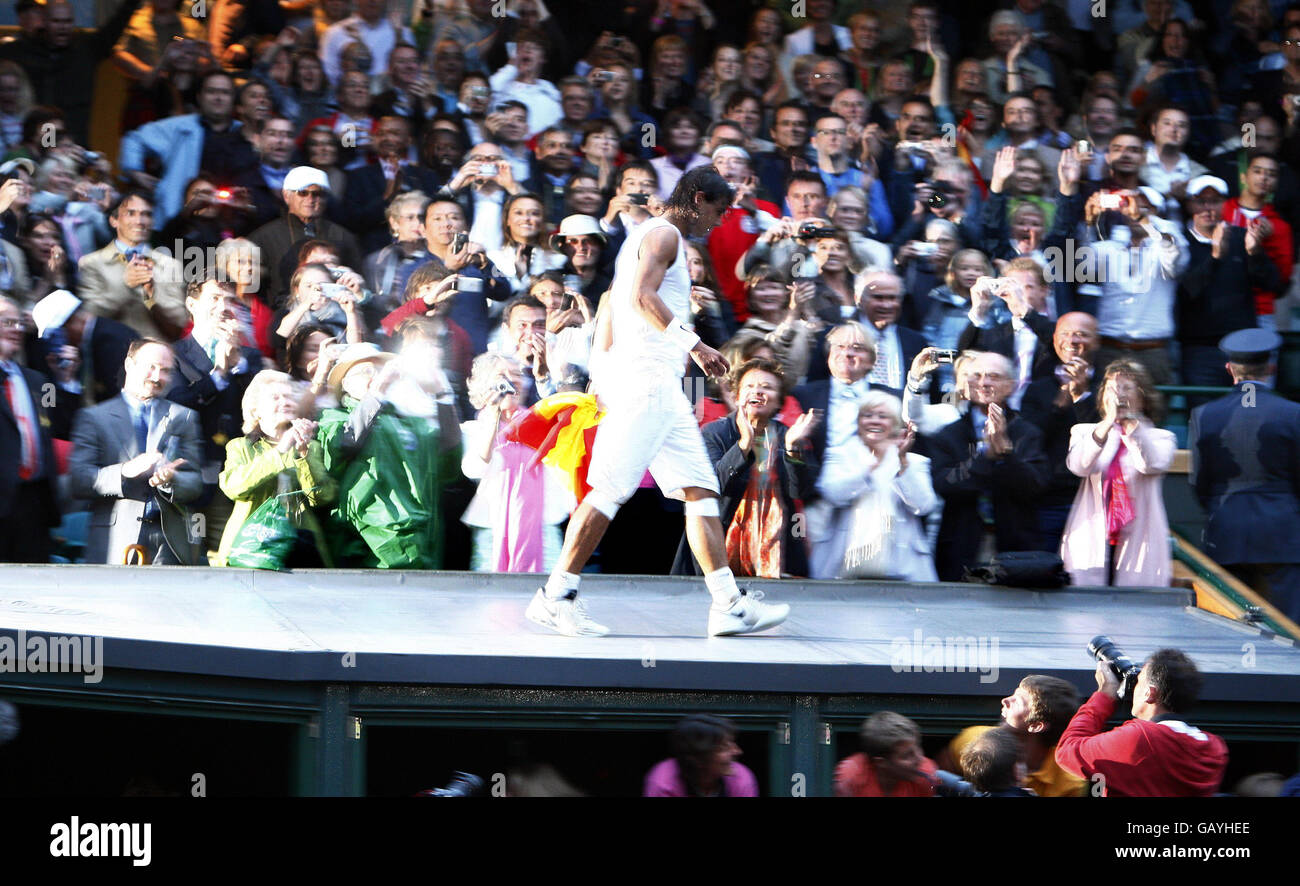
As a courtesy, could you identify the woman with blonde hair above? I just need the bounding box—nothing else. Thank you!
[1061,360,1176,586]
[215,370,337,567]
[816,391,937,581]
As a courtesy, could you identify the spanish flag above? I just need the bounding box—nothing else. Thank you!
[503,393,605,503]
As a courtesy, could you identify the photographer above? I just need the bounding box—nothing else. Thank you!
[274,262,366,356]
[1055,647,1229,797]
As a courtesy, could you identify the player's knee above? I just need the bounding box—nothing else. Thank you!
[683,496,719,518]
[585,490,624,520]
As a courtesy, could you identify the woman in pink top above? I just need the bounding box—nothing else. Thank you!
[643,715,759,797]
[1061,360,1176,587]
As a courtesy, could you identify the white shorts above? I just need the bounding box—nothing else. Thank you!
[586,372,719,504]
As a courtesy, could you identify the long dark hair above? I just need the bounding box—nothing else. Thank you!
[665,165,733,215]
[670,714,737,797]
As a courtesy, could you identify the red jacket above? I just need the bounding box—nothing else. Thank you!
[1055,691,1228,797]
[1222,199,1294,316]
[707,199,782,324]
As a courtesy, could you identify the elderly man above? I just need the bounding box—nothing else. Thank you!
[69,339,204,565]
[77,190,188,341]
[837,270,927,391]
[930,350,1047,581]
[793,321,903,579]
[248,166,363,306]
[31,289,138,420]
[0,296,60,563]
[1019,312,1102,552]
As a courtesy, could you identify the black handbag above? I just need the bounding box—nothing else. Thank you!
[962,551,1071,588]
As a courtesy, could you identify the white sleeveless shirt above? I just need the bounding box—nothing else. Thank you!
[606,216,693,380]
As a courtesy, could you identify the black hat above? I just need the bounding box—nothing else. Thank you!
[1219,328,1282,363]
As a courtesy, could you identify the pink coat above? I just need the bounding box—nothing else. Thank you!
[1060,421,1176,587]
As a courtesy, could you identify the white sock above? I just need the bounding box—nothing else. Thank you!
[704,567,740,608]
[544,571,580,600]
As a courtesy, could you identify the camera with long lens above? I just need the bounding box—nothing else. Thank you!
[931,769,984,797]
[416,771,486,797]
[1088,635,1142,700]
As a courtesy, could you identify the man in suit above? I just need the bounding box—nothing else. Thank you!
[931,350,1048,582]
[29,290,139,438]
[341,116,441,254]
[793,320,900,578]
[68,339,204,565]
[0,297,60,563]
[957,266,1057,410]
[1020,312,1102,553]
[1189,329,1300,623]
[77,190,189,342]
[248,166,364,308]
[167,276,264,560]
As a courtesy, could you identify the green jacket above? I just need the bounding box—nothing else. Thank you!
[318,394,462,568]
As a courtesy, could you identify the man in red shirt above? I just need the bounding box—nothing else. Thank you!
[1221,152,1294,330]
[833,711,938,797]
[706,145,782,323]
[1056,648,1228,797]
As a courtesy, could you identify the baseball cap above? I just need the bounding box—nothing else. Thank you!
[32,290,81,338]
[283,166,330,193]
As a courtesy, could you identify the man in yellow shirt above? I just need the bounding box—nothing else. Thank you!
[944,674,1087,797]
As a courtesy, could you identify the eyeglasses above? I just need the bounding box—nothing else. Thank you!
[811,72,841,80]
[0,318,22,329]
[296,189,326,198]
[817,128,847,136]
[1285,40,1300,46]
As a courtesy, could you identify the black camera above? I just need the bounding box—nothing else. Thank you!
[932,769,983,797]
[1088,635,1143,700]
[926,181,956,210]
[797,221,838,239]
[452,231,468,253]
[628,192,650,206]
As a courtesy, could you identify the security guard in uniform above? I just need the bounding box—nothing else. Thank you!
[1188,329,1300,623]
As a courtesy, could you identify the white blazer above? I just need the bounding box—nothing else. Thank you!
[816,439,939,582]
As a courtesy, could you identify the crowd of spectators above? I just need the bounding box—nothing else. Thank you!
[2,0,1299,584]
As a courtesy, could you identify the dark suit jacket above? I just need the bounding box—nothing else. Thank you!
[930,409,1048,582]
[167,335,264,476]
[957,310,1058,380]
[0,365,60,527]
[68,395,205,565]
[804,322,927,386]
[339,163,443,254]
[792,378,903,469]
[1189,383,1300,565]
[248,213,363,308]
[1019,372,1102,506]
[671,415,820,578]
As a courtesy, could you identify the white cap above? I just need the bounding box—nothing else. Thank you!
[1136,186,1165,211]
[0,157,35,178]
[1186,174,1229,197]
[32,290,81,338]
[283,166,331,193]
